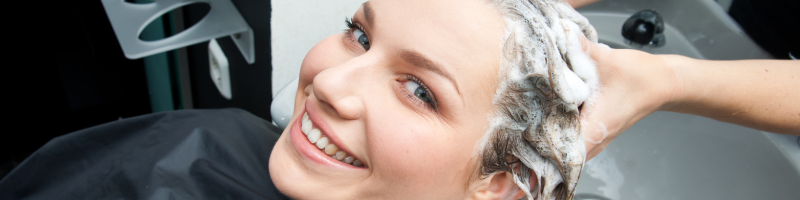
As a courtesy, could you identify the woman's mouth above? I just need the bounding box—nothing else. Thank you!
[300,111,364,167]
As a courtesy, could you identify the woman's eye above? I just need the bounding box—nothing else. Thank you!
[353,29,370,50]
[404,81,432,103]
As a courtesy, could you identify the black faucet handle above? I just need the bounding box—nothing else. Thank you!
[622,9,665,47]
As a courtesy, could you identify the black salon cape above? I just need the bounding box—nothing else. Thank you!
[0,108,290,200]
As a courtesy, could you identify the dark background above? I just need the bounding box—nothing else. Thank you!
[3,0,273,179]
[728,0,799,59]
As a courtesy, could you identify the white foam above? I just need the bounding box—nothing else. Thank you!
[563,20,599,93]
[480,1,601,199]
[563,67,590,105]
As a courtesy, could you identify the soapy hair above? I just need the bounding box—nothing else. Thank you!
[479,0,598,200]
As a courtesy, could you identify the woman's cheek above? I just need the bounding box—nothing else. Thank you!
[371,117,461,183]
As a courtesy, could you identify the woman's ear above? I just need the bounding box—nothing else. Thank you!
[469,171,529,200]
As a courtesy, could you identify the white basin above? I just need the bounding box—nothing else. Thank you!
[575,0,800,199]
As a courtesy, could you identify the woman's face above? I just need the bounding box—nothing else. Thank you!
[269,0,505,198]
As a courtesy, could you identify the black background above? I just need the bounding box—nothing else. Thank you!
[3,0,273,180]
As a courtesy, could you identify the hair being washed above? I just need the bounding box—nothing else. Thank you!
[479,0,598,200]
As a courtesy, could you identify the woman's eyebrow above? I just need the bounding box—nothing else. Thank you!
[363,1,375,27]
[363,2,460,96]
[400,50,461,95]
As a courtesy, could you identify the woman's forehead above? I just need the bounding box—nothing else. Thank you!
[365,0,505,96]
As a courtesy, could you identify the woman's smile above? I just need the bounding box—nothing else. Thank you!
[290,99,366,170]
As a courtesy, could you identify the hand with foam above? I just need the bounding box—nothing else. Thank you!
[575,34,681,160]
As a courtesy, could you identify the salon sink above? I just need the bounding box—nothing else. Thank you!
[574,0,800,199]
[576,112,800,200]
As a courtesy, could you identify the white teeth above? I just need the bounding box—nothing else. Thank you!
[307,129,321,143]
[335,151,346,160]
[324,144,338,155]
[316,137,329,149]
[302,112,365,168]
[343,156,355,164]
[301,117,312,135]
[302,122,312,135]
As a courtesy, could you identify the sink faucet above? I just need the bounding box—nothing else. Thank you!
[621,9,665,48]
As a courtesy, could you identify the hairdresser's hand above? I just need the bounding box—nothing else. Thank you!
[577,36,682,160]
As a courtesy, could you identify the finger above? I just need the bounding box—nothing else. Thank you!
[577,32,610,62]
[580,91,612,160]
[581,109,607,146]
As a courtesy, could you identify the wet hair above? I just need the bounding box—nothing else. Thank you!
[478,0,598,199]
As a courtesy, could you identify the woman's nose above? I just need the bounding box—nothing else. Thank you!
[312,59,369,120]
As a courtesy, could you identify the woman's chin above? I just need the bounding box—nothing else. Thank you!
[268,146,358,199]
[270,132,323,198]
[268,113,365,199]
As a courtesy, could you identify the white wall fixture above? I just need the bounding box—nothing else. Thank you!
[208,39,231,99]
[102,0,255,64]
[271,77,298,129]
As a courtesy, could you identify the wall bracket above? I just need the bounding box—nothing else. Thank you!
[101,0,255,64]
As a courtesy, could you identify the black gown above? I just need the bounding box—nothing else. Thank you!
[0,108,290,199]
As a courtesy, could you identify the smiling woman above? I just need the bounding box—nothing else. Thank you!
[269,0,506,198]
[0,0,598,199]
[268,0,598,199]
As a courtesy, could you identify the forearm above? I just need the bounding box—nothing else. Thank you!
[662,55,800,134]
[565,0,601,8]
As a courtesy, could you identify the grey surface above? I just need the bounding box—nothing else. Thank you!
[575,0,798,199]
[716,0,733,12]
[578,0,772,60]
[577,112,800,200]
[585,12,704,59]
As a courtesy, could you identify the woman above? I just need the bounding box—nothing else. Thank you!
[268,0,600,199]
